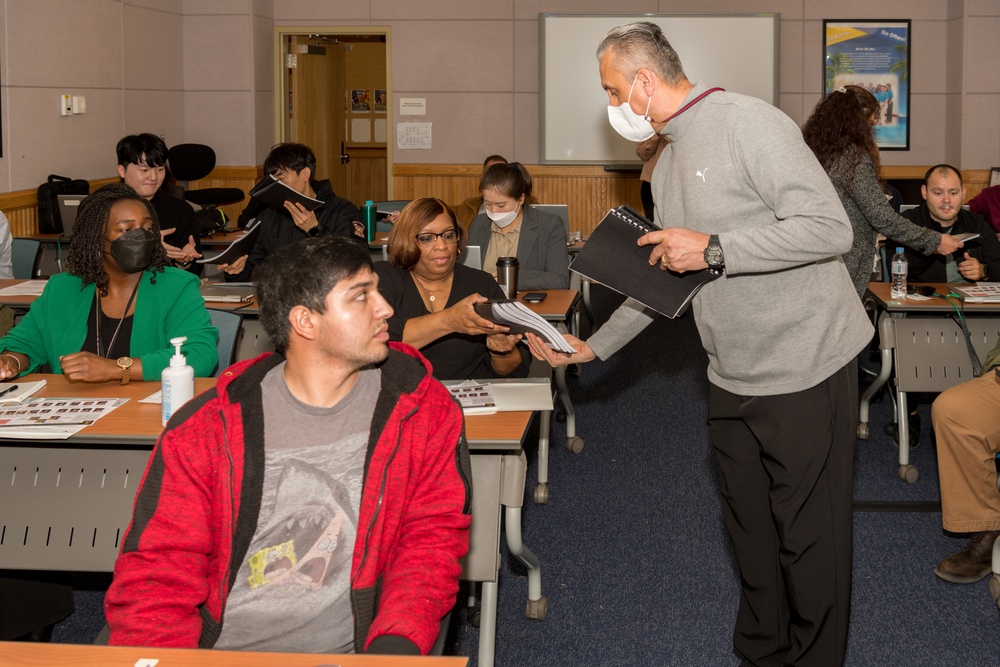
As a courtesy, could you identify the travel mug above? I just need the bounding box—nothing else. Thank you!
[496,256,519,299]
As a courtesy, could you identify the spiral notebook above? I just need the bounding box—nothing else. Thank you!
[569,206,721,318]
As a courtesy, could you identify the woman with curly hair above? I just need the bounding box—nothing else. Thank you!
[0,182,218,383]
[802,85,961,296]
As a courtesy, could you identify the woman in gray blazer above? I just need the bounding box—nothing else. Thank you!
[468,162,569,290]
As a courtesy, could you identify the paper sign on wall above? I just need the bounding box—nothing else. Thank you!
[397,122,432,150]
[399,97,426,115]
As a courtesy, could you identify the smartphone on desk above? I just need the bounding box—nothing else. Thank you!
[523,292,547,303]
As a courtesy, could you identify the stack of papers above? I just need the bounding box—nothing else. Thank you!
[448,381,497,415]
[445,378,553,415]
[0,380,46,403]
[0,396,128,440]
[0,281,48,297]
[474,301,576,353]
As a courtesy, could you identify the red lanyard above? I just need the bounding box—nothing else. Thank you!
[665,87,725,123]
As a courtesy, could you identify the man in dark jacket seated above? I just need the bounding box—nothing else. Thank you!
[222,143,367,281]
[896,164,1000,283]
[105,237,472,655]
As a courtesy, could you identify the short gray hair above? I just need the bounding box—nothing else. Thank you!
[597,21,686,84]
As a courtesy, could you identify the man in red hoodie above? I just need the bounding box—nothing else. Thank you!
[105,236,472,655]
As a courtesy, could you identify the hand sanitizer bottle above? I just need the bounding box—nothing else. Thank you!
[162,336,194,426]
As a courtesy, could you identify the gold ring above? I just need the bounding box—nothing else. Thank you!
[660,256,668,265]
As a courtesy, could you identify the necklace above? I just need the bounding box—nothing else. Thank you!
[412,273,453,306]
[95,281,140,358]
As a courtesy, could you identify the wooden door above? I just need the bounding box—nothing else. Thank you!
[287,36,347,196]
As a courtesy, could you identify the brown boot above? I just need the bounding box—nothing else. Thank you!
[934,531,1000,584]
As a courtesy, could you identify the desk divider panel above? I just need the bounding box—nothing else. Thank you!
[0,446,152,571]
[893,317,1000,392]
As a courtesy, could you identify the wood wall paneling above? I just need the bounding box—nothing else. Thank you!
[395,165,994,235]
[0,167,991,238]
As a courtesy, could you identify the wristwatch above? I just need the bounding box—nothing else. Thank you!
[117,356,133,385]
[704,234,725,274]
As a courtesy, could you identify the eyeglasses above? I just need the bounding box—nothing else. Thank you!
[415,229,459,246]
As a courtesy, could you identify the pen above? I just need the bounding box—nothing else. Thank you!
[0,385,19,399]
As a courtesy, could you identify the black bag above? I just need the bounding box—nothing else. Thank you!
[193,208,228,237]
[37,174,89,234]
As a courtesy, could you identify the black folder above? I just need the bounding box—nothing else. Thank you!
[569,206,721,318]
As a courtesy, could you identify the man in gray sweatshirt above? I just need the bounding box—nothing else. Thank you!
[528,22,873,667]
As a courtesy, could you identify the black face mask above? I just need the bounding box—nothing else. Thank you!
[109,227,157,274]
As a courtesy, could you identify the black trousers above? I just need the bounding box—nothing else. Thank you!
[708,361,857,667]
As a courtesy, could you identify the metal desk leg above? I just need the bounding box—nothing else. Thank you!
[581,278,594,328]
[478,581,499,667]
[535,410,551,504]
[501,452,548,621]
[555,365,583,454]
[896,386,917,483]
[858,346,892,439]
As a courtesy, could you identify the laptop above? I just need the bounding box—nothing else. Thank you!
[458,245,482,271]
[56,194,87,237]
[200,283,255,303]
[952,283,1000,304]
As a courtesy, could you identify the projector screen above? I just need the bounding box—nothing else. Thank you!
[540,14,779,165]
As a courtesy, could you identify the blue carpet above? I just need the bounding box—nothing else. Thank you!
[48,287,1000,665]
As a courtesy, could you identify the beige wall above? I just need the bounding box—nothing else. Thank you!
[0,0,997,193]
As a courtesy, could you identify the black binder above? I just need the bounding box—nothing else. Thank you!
[569,206,721,318]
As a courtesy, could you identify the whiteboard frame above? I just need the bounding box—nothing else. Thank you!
[539,13,780,166]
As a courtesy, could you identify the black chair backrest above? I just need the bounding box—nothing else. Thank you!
[168,144,218,183]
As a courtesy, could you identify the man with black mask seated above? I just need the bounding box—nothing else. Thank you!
[896,164,1000,283]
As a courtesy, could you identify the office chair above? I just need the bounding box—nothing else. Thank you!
[11,238,41,279]
[207,308,243,377]
[167,144,246,210]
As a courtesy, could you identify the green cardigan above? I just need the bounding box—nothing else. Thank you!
[0,268,219,379]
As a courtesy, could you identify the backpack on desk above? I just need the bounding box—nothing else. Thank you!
[37,174,89,234]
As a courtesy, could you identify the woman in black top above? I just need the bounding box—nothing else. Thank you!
[374,197,529,380]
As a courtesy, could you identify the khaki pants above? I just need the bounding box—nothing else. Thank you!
[931,373,1000,532]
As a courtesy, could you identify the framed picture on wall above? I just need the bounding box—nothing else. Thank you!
[374,90,386,113]
[351,89,371,113]
[823,19,911,150]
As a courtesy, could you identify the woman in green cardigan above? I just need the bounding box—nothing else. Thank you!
[0,182,218,383]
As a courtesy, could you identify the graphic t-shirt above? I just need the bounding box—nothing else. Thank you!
[214,362,379,653]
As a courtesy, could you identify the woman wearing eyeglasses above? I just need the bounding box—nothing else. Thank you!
[374,197,529,380]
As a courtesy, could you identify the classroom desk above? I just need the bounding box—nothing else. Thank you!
[862,282,1000,482]
[0,375,540,667]
[0,641,468,666]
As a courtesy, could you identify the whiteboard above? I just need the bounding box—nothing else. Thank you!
[540,14,779,165]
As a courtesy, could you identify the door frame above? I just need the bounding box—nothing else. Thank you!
[273,25,394,198]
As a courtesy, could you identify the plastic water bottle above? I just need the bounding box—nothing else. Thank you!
[362,200,377,242]
[890,247,907,300]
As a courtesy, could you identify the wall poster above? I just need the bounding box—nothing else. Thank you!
[823,20,911,150]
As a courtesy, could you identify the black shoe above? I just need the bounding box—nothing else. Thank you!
[14,623,54,642]
[890,412,920,450]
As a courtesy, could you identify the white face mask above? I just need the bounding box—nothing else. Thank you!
[487,202,520,228]
[607,76,655,142]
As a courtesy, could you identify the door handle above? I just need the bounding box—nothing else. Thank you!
[340,142,350,165]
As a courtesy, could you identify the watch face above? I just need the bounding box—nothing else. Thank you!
[117,356,133,369]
